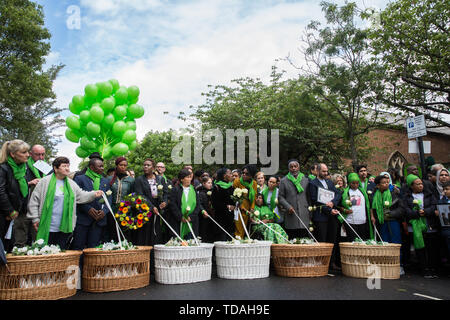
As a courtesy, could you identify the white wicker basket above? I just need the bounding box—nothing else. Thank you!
[153,243,214,284]
[214,241,272,279]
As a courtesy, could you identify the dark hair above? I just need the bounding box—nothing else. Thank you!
[242,164,257,177]
[310,163,318,172]
[442,181,450,189]
[89,157,103,168]
[52,157,70,170]
[194,169,204,177]
[201,176,212,184]
[89,152,103,161]
[107,168,115,175]
[355,164,368,173]
[256,193,264,199]
[268,176,278,183]
[178,168,193,181]
[216,167,230,182]
[144,158,156,168]
[232,169,241,175]
[374,175,389,185]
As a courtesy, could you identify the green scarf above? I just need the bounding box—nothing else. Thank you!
[36,174,75,244]
[27,157,42,179]
[85,168,101,190]
[308,174,316,180]
[261,187,277,211]
[339,186,374,240]
[254,205,274,220]
[257,184,267,193]
[180,184,197,239]
[410,198,427,249]
[359,177,369,192]
[240,177,256,204]
[214,180,232,189]
[286,172,305,193]
[371,189,392,225]
[7,156,28,198]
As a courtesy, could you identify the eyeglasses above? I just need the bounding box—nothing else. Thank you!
[156,166,165,168]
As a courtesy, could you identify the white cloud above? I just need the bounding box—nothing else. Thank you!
[51,0,390,169]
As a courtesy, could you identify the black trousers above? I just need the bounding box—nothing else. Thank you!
[344,222,369,242]
[285,228,309,240]
[48,232,72,250]
[415,232,441,273]
[314,215,339,265]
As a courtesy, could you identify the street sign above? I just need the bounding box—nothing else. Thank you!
[408,140,431,154]
[406,115,427,139]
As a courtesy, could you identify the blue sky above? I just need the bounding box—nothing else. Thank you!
[34,0,390,169]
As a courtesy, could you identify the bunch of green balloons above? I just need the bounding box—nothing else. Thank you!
[65,79,144,160]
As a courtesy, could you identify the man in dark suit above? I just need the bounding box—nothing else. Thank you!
[71,157,111,249]
[308,163,342,270]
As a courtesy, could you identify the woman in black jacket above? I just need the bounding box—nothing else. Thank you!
[168,169,201,240]
[133,158,167,246]
[197,176,216,243]
[211,168,235,241]
[403,174,439,278]
[0,140,31,251]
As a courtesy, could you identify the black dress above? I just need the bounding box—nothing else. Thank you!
[211,183,235,241]
[197,185,217,243]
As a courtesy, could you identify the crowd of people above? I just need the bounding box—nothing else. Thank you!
[1,139,449,278]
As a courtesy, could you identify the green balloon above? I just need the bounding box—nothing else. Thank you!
[72,95,85,108]
[102,145,112,159]
[125,120,136,131]
[127,104,141,119]
[129,140,138,151]
[65,128,81,143]
[69,99,84,115]
[109,79,120,93]
[80,136,97,151]
[113,105,128,120]
[80,110,91,123]
[84,95,97,107]
[85,84,98,98]
[90,105,105,123]
[114,87,128,104]
[127,86,140,99]
[98,81,113,97]
[66,115,81,130]
[128,97,139,105]
[101,97,115,114]
[102,113,115,129]
[76,146,90,158]
[112,120,127,137]
[112,142,129,156]
[86,122,101,138]
[122,129,137,144]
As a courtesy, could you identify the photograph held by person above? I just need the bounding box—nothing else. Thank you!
[71,157,111,250]
[168,169,201,240]
[278,160,311,240]
[404,174,439,278]
[232,164,258,239]
[308,163,342,271]
[211,168,235,241]
[133,159,166,246]
[0,140,32,250]
[338,173,373,242]
[27,157,103,249]
[106,157,135,242]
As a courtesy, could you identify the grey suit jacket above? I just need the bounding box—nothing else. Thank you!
[278,175,311,229]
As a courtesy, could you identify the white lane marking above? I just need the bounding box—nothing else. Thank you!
[413,293,442,300]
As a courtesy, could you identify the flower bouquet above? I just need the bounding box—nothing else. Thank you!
[0,239,82,300]
[153,238,214,285]
[115,193,152,231]
[231,187,248,204]
[82,239,152,293]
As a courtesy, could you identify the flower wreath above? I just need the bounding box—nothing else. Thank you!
[115,193,153,230]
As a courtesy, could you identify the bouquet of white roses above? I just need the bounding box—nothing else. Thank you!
[97,240,136,251]
[164,237,201,247]
[11,239,62,256]
[231,187,248,205]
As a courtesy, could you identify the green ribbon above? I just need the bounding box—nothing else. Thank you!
[36,174,75,244]
[7,156,28,198]
[85,168,101,191]
[240,177,256,204]
[371,189,392,225]
[261,187,278,211]
[180,185,197,239]
[214,180,232,189]
[286,172,305,193]
[27,157,42,179]
[308,174,316,180]
[411,217,427,250]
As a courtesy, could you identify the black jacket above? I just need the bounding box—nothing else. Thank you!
[134,174,167,209]
[196,185,214,217]
[211,183,235,233]
[308,178,342,222]
[0,163,29,216]
[403,187,439,232]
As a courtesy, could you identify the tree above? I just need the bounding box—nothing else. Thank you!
[290,1,396,167]
[368,0,449,128]
[0,0,64,156]
[190,67,349,174]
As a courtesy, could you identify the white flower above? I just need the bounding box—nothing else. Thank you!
[384,201,390,206]
[35,239,44,246]
[106,190,112,196]
[309,227,314,232]
[275,198,278,205]
[236,236,241,240]
[242,189,248,194]
[186,206,191,212]
[27,250,33,256]
[367,191,372,195]
[207,191,212,196]
[168,185,172,190]
[413,199,419,204]
[254,210,260,216]
[308,206,314,212]
[346,200,352,206]
[157,184,163,190]
[335,185,340,189]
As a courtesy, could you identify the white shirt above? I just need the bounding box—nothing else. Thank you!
[318,179,328,189]
[50,179,65,232]
[346,188,366,225]
[182,186,190,202]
